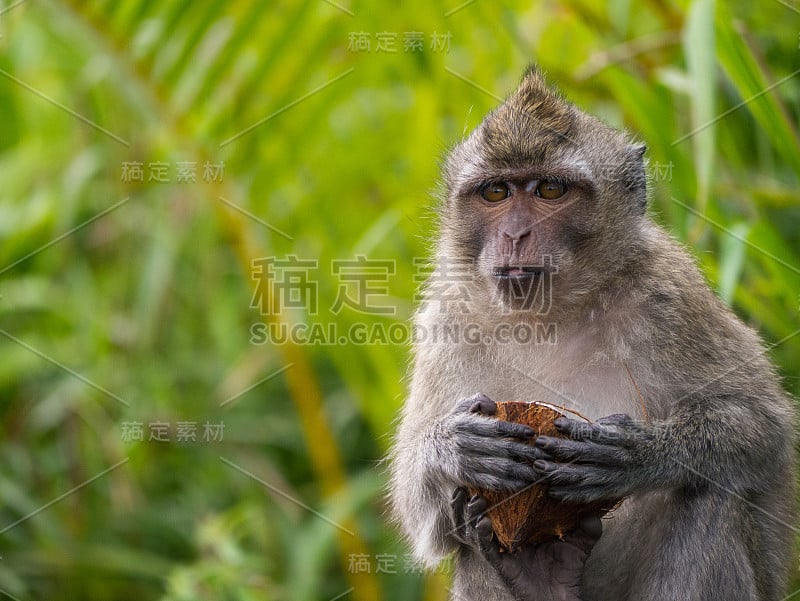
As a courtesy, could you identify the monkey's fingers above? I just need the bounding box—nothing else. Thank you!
[454,393,498,416]
[553,416,637,447]
[458,455,542,491]
[476,516,507,567]
[532,458,630,503]
[453,427,543,466]
[546,481,627,504]
[463,438,550,462]
[533,436,626,465]
[451,488,470,541]
[467,494,488,518]
[466,495,492,549]
[533,460,618,485]
[454,414,536,441]
[467,497,506,569]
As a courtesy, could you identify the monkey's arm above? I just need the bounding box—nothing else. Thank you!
[389,387,541,564]
[533,389,792,503]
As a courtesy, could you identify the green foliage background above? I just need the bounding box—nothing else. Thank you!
[0,1,798,600]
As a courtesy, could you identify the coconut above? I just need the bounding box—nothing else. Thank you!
[470,401,615,553]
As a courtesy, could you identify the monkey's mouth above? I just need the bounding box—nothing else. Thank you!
[492,266,546,279]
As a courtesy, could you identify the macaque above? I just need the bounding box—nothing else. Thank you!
[389,67,796,601]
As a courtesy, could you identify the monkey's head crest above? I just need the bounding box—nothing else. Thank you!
[443,65,646,205]
[473,66,579,169]
[499,66,574,135]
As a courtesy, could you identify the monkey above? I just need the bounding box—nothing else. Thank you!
[388,65,797,601]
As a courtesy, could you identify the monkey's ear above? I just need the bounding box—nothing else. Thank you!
[622,144,648,213]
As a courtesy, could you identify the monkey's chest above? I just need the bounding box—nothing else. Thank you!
[458,342,641,421]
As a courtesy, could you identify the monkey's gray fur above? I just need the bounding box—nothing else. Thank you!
[388,66,797,601]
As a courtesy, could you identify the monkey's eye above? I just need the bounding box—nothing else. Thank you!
[535,180,567,200]
[480,182,511,202]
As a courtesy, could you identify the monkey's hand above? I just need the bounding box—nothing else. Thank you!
[533,414,647,504]
[452,488,601,601]
[434,394,543,492]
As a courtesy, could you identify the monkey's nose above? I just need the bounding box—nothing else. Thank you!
[501,225,532,242]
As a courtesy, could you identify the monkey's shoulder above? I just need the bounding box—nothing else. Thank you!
[621,225,769,358]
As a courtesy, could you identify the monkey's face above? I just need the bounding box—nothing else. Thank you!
[440,161,601,315]
[436,67,647,318]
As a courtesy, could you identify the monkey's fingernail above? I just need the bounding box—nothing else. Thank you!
[554,417,568,429]
[533,460,547,471]
[534,437,548,448]
[521,426,536,438]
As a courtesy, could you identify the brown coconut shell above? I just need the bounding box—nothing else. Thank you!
[470,401,615,553]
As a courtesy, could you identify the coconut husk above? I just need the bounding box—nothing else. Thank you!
[470,401,615,553]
